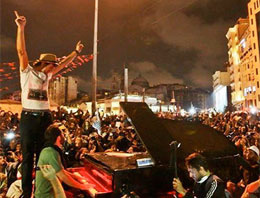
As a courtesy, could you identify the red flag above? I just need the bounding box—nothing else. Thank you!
[8,62,15,67]
[77,56,85,63]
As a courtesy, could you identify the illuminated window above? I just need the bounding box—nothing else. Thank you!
[258,81,260,88]
[241,39,246,49]
[251,19,254,25]
[255,56,257,62]
[254,43,256,49]
[250,8,253,15]
[257,68,259,75]
[253,86,256,92]
[258,94,260,102]
[253,31,255,37]
[257,1,259,7]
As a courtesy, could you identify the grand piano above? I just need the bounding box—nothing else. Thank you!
[68,102,246,198]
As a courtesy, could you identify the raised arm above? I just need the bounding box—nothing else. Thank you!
[14,11,28,71]
[51,41,84,76]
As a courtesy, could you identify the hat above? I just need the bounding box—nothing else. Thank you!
[33,53,58,67]
[249,145,260,157]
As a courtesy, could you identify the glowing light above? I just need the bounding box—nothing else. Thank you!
[6,132,15,140]
[240,39,246,48]
[250,106,257,114]
[189,107,196,115]
[180,109,186,116]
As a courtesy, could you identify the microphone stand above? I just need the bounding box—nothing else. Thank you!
[169,141,179,198]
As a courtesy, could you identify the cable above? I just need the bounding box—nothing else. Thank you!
[151,0,198,25]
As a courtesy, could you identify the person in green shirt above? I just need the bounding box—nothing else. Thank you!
[35,123,96,198]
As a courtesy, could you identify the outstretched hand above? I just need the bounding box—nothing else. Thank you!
[14,11,26,27]
[76,41,84,53]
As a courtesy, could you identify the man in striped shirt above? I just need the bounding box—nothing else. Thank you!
[173,153,226,198]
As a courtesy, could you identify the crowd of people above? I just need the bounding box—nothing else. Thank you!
[158,110,260,197]
[0,108,146,197]
[0,108,259,197]
[198,111,260,197]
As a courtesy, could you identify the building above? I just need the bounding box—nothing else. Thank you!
[128,74,210,111]
[238,17,255,109]
[213,71,230,90]
[111,72,121,91]
[129,74,150,95]
[212,71,231,112]
[173,87,209,111]
[49,76,78,105]
[226,18,248,109]
[224,1,260,110]
[247,0,260,109]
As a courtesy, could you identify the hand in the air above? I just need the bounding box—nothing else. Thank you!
[76,41,84,53]
[14,11,26,28]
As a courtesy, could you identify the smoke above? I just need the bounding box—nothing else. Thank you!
[139,0,233,88]
[128,61,183,86]
[0,35,14,52]
[2,0,247,91]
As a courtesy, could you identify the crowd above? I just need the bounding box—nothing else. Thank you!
[198,111,260,197]
[158,110,260,197]
[0,108,259,197]
[0,108,146,197]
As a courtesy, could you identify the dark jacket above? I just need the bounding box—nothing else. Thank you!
[184,174,226,198]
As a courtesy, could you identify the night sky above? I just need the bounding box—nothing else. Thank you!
[0,0,248,95]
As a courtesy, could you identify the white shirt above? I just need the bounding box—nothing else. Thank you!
[20,65,52,110]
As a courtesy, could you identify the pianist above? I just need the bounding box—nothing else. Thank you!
[35,123,95,198]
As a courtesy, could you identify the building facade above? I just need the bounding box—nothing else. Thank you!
[226,18,248,108]
[247,0,260,108]
[212,71,231,112]
[225,1,260,109]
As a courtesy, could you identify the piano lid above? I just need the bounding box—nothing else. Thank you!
[160,119,241,160]
[120,102,174,165]
[120,102,242,166]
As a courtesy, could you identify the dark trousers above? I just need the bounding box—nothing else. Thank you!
[20,110,52,198]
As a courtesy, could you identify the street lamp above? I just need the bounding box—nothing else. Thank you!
[92,0,99,115]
